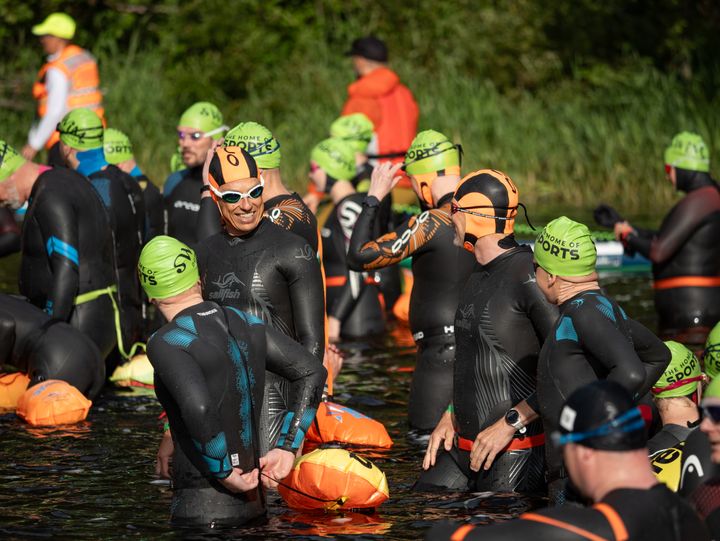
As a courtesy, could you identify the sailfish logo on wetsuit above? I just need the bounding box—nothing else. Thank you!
[209,273,244,302]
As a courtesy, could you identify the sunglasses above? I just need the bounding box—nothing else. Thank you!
[178,126,227,141]
[450,201,518,220]
[701,405,720,424]
[551,407,645,447]
[208,177,264,203]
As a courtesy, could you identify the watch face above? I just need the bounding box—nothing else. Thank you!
[506,409,519,424]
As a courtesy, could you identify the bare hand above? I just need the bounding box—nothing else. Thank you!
[328,316,341,342]
[259,448,295,488]
[155,429,174,479]
[201,138,224,196]
[21,144,37,161]
[219,467,259,493]
[368,162,404,201]
[303,191,321,214]
[613,221,634,241]
[469,418,516,472]
[323,344,344,383]
[423,410,455,470]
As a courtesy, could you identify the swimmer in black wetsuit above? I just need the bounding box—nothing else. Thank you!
[309,137,385,340]
[0,140,117,360]
[533,217,670,503]
[595,132,720,346]
[0,207,20,257]
[57,110,145,366]
[104,128,164,241]
[163,102,227,246]
[196,146,325,454]
[139,236,325,527]
[647,341,702,455]
[427,381,709,541]
[347,130,474,430]
[0,293,104,399]
[331,113,401,313]
[417,169,557,493]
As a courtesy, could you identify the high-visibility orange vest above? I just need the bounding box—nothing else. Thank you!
[32,44,104,148]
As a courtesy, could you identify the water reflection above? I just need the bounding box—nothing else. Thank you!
[0,272,653,539]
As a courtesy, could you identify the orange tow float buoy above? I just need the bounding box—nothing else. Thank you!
[306,402,393,449]
[16,380,92,426]
[0,372,31,409]
[278,448,389,510]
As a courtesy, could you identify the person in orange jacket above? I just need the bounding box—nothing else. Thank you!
[23,13,103,165]
[342,36,419,197]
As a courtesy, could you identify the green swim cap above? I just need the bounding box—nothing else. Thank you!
[653,341,702,398]
[178,102,226,139]
[0,140,26,182]
[534,216,597,277]
[664,132,710,173]
[705,376,720,400]
[311,138,356,181]
[224,122,281,169]
[103,128,134,165]
[137,236,199,300]
[704,323,720,381]
[330,113,374,154]
[404,130,460,176]
[58,109,104,150]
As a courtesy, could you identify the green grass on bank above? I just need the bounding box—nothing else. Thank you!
[1,45,718,214]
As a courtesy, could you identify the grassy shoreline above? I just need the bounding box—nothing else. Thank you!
[1,48,716,213]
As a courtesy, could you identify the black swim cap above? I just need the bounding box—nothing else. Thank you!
[555,380,647,451]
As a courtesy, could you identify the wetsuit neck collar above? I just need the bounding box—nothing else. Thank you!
[559,289,603,309]
[76,147,108,176]
[480,240,527,271]
[436,192,454,208]
[224,216,267,242]
[676,170,715,193]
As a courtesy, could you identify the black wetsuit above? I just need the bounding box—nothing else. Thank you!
[648,423,697,455]
[0,207,21,257]
[163,166,203,246]
[426,484,709,540]
[131,170,164,241]
[625,172,720,345]
[19,166,117,360]
[347,194,475,430]
[416,243,557,492]
[537,290,670,501]
[149,301,325,526]
[323,193,385,338]
[0,293,104,399]
[84,160,146,364]
[195,219,325,454]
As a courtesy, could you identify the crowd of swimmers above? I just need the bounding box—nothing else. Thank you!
[1,31,720,536]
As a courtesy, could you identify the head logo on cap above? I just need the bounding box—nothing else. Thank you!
[208,147,259,189]
[534,216,597,277]
[224,122,281,169]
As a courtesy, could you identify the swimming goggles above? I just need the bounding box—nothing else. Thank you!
[450,202,518,220]
[177,125,228,141]
[551,407,645,447]
[208,177,264,203]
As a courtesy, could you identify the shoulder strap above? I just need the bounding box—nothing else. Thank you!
[593,503,629,541]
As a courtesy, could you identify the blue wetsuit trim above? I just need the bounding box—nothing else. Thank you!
[46,236,79,265]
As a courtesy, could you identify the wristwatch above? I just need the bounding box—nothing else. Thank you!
[505,409,527,434]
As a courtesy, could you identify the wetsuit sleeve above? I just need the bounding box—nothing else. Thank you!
[263,325,326,452]
[148,336,232,479]
[0,208,21,257]
[196,197,222,241]
[141,179,165,241]
[347,204,447,271]
[37,199,80,320]
[284,239,326,363]
[627,318,671,394]
[574,308,647,397]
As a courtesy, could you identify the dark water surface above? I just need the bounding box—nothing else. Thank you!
[0,253,655,539]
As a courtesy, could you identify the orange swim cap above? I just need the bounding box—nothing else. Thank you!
[207,146,259,189]
[17,380,91,426]
[453,169,519,252]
